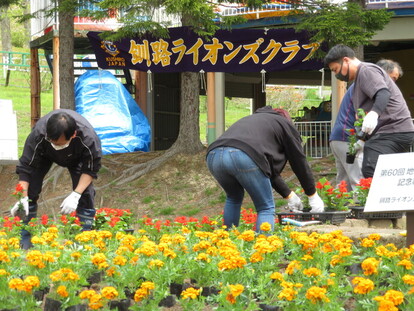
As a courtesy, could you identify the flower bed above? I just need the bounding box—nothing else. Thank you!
[0,209,413,310]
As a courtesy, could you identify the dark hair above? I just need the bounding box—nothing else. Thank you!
[323,44,356,67]
[376,59,403,77]
[46,112,76,140]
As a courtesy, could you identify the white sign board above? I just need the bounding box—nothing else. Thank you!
[365,153,414,213]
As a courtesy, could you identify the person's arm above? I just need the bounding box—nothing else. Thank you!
[74,174,93,194]
[271,175,292,198]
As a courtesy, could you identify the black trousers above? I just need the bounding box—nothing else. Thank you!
[21,158,96,249]
[362,132,414,178]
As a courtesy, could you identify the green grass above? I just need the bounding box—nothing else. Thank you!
[0,83,53,157]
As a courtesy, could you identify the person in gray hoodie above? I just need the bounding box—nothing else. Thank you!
[206,106,324,232]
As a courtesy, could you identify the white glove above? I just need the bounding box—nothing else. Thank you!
[308,192,324,213]
[287,191,303,212]
[60,191,81,214]
[354,140,365,158]
[361,111,379,135]
[11,196,29,216]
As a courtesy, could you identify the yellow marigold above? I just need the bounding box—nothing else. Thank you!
[0,250,10,263]
[259,222,272,232]
[361,257,379,276]
[330,255,342,266]
[270,272,284,281]
[91,253,108,269]
[383,290,404,306]
[368,233,381,241]
[134,288,148,302]
[339,247,352,257]
[402,274,414,285]
[9,278,25,291]
[0,269,8,276]
[237,230,256,242]
[23,276,40,292]
[278,288,297,301]
[286,260,301,275]
[106,266,118,277]
[196,253,211,263]
[101,286,118,300]
[250,252,264,263]
[148,259,164,268]
[57,285,69,298]
[229,284,244,297]
[360,238,375,248]
[302,254,313,261]
[352,277,375,294]
[79,289,96,300]
[303,267,322,277]
[71,252,82,261]
[225,284,244,304]
[135,241,158,257]
[163,248,177,259]
[113,255,127,266]
[218,256,247,271]
[374,296,398,311]
[397,259,413,270]
[141,281,155,290]
[10,252,20,258]
[305,286,330,304]
[181,287,201,300]
[181,226,191,234]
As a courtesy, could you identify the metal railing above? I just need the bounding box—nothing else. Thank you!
[294,121,332,158]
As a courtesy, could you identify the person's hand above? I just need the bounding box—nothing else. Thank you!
[354,139,365,157]
[10,196,29,216]
[60,191,81,214]
[308,192,324,213]
[286,191,303,212]
[361,111,379,135]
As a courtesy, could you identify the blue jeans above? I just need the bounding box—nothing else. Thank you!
[206,147,275,232]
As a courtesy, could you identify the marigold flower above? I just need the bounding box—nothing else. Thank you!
[9,278,25,291]
[57,285,69,298]
[149,259,164,268]
[79,289,96,300]
[286,260,301,275]
[278,287,297,301]
[101,286,118,300]
[196,252,211,262]
[113,255,127,266]
[397,259,413,270]
[250,252,264,263]
[303,267,322,277]
[402,274,414,285]
[237,230,256,242]
[361,257,379,276]
[352,277,375,294]
[181,287,201,300]
[305,286,330,304]
[225,284,244,304]
[270,272,284,281]
[383,290,404,306]
[259,222,272,232]
[360,238,375,248]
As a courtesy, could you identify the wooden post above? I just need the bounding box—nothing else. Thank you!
[207,72,216,144]
[53,35,60,110]
[30,47,41,127]
[406,212,414,247]
[135,70,147,115]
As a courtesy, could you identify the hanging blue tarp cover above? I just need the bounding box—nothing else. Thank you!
[87,27,323,73]
[75,70,151,155]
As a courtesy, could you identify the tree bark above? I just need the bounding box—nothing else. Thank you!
[0,7,12,52]
[58,0,75,110]
[170,71,205,154]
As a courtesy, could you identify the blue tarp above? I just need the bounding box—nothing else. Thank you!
[75,70,151,155]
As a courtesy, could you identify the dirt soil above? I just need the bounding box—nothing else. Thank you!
[0,149,337,224]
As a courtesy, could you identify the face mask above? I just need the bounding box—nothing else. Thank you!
[335,61,350,82]
[51,141,70,150]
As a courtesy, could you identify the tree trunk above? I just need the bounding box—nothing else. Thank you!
[23,0,30,48]
[170,72,205,154]
[58,0,75,110]
[0,7,12,52]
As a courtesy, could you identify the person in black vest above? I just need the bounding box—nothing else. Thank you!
[11,109,102,249]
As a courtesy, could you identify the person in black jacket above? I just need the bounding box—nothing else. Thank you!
[206,106,324,232]
[11,109,102,249]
